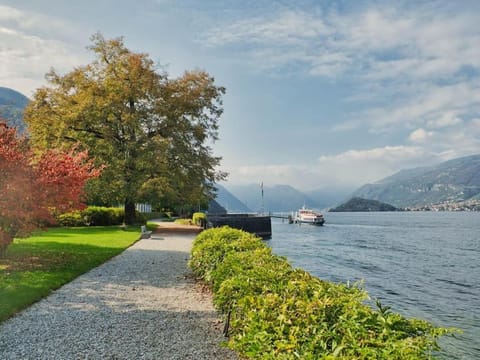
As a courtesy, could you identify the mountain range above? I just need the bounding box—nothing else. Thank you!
[227,184,323,212]
[215,184,252,212]
[351,154,480,207]
[0,87,29,133]
[216,154,480,212]
[214,183,346,213]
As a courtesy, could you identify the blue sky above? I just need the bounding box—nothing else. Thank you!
[1,0,479,191]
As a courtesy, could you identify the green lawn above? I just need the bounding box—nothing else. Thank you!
[0,226,140,322]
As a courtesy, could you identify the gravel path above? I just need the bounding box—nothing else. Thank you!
[0,224,238,360]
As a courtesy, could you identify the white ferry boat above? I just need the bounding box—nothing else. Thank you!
[294,207,325,226]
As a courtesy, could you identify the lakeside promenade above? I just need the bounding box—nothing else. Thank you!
[0,222,237,359]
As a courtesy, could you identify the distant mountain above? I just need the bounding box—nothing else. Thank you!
[352,154,480,207]
[214,184,251,213]
[227,184,320,212]
[208,199,227,214]
[330,197,398,212]
[305,187,353,209]
[0,87,29,133]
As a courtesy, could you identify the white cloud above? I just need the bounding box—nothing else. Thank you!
[203,4,480,80]
[318,145,426,163]
[404,119,480,161]
[225,145,440,190]
[0,5,89,95]
[470,118,480,128]
[204,10,331,47]
[343,80,480,133]
[0,5,84,41]
[204,3,480,142]
[430,121,480,160]
[408,128,434,143]
[426,112,463,129]
[0,5,22,21]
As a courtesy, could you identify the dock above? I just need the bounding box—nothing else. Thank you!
[269,213,294,223]
[207,213,272,239]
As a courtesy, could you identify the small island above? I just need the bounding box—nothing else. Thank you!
[329,197,399,212]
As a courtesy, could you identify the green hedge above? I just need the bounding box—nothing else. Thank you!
[57,211,85,227]
[57,206,145,226]
[192,212,207,226]
[189,227,455,359]
[82,206,124,226]
[57,207,122,226]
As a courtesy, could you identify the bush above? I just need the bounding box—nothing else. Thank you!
[189,227,456,359]
[57,211,85,227]
[192,212,207,226]
[189,227,262,284]
[56,206,124,226]
[212,249,292,313]
[82,206,124,226]
[56,206,152,226]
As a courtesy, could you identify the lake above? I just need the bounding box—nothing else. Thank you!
[268,212,479,359]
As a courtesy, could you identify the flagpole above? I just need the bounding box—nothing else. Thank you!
[260,181,264,215]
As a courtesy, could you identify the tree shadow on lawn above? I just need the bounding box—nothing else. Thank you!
[29,226,140,237]
[2,242,134,272]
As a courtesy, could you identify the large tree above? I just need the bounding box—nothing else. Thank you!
[0,122,100,255]
[25,33,226,223]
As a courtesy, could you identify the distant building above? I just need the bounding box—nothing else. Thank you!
[136,203,152,213]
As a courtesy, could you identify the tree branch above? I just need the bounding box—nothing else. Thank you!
[70,127,105,139]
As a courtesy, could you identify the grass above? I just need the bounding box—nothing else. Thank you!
[0,226,141,323]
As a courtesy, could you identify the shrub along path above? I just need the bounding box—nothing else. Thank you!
[0,222,237,359]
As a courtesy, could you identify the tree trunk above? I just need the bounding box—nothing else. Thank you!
[0,230,13,257]
[124,200,136,225]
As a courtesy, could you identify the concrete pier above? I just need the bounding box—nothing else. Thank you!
[207,214,272,239]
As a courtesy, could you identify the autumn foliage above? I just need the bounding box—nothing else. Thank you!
[25,33,227,224]
[0,122,101,254]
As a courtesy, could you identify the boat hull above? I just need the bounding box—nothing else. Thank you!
[295,218,325,226]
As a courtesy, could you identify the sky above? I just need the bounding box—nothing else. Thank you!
[1,0,480,191]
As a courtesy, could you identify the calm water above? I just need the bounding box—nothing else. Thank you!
[268,212,480,359]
